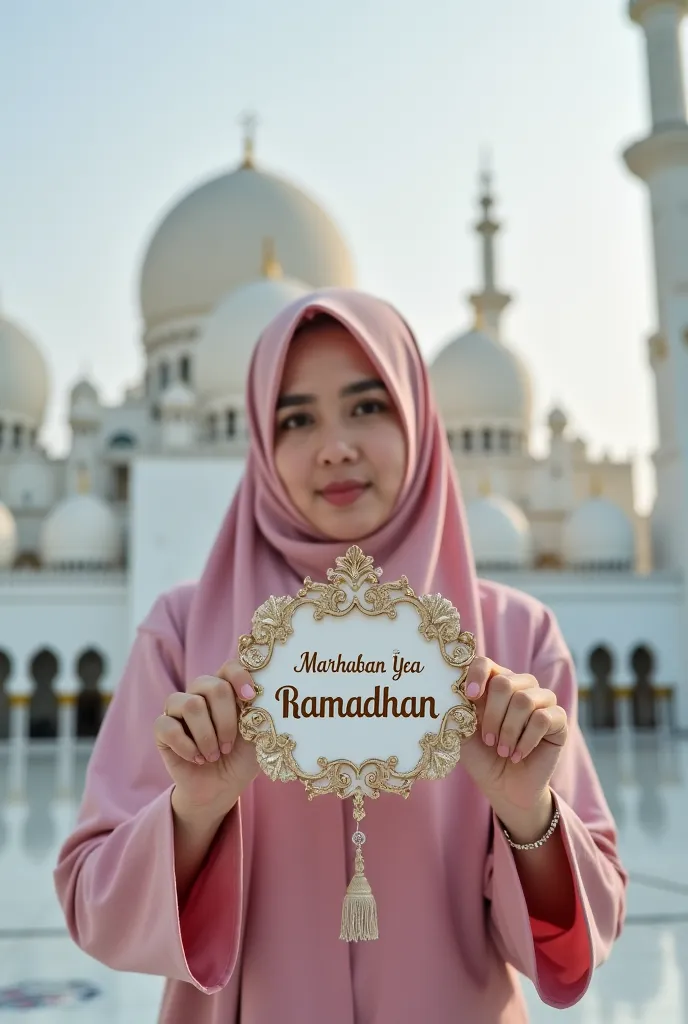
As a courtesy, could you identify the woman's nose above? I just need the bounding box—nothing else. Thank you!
[317,439,359,467]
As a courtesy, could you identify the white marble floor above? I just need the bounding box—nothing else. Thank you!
[0,732,686,1022]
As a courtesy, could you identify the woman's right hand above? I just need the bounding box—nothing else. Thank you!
[154,660,260,818]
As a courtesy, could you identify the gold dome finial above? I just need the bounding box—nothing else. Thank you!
[239,111,258,169]
[262,237,283,279]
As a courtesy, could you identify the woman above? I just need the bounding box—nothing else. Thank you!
[54,289,626,1023]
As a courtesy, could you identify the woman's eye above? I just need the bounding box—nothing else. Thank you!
[353,399,387,417]
[278,412,311,432]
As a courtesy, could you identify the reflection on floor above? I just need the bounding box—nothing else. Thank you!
[0,732,686,1021]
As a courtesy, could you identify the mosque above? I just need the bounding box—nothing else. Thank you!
[0,0,687,797]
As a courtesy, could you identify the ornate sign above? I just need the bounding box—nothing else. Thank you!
[238,546,477,941]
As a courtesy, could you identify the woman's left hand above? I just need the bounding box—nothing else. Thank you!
[459,657,568,812]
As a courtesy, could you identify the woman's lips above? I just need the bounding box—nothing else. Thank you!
[318,481,370,507]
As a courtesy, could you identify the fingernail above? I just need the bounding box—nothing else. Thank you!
[466,682,480,698]
[511,751,522,764]
[207,750,221,762]
[194,755,205,765]
[484,732,496,747]
[241,684,255,699]
[221,742,233,755]
[497,743,510,758]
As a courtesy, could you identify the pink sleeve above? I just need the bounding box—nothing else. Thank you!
[53,592,244,993]
[483,624,628,1009]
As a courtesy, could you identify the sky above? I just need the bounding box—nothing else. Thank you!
[0,0,669,513]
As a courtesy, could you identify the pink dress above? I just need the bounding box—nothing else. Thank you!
[54,578,626,1024]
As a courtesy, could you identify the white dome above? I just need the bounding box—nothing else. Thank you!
[430,329,531,428]
[40,494,122,568]
[161,381,195,413]
[139,164,355,334]
[70,377,101,427]
[0,315,50,426]
[70,379,98,403]
[564,498,635,569]
[548,406,568,436]
[195,276,311,406]
[466,495,533,569]
[0,503,18,568]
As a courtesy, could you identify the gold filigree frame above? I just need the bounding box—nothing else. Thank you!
[237,546,477,803]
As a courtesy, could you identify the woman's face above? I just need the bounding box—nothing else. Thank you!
[274,319,407,541]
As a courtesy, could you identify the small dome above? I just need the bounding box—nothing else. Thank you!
[69,377,101,427]
[40,494,122,568]
[161,381,195,413]
[465,495,533,569]
[139,163,355,335]
[0,315,50,426]
[548,406,567,435]
[430,328,531,429]
[563,498,635,569]
[0,503,18,568]
[70,378,99,404]
[195,276,311,406]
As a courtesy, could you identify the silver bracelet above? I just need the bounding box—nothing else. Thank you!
[503,806,561,851]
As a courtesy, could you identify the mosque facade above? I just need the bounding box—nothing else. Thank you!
[0,0,687,795]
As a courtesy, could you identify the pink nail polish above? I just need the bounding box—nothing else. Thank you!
[241,684,255,699]
[221,742,233,755]
[484,733,496,747]
[466,682,480,698]
[194,755,205,765]
[511,751,522,764]
[208,750,221,762]
[497,743,510,758]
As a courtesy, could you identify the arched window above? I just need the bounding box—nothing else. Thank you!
[462,429,473,453]
[0,649,12,740]
[208,414,218,441]
[179,355,191,384]
[76,648,107,738]
[14,551,40,569]
[499,429,510,453]
[587,645,616,730]
[226,410,236,438]
[158,361,170,391]
[534,552,564,570]
[108,431,136,449]
[29,648,60,739]
[630,644,657,730]
[13,424,23,450]
[0,420,4,448]
[482,429,493,452]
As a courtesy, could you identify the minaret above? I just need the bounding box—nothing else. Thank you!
[468,161,512,340]
[624,0,688,574]
[66,378,102,497]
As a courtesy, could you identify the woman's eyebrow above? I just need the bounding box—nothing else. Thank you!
[340,378,386,397]
[276,378,386,410]
[276,392,313,410]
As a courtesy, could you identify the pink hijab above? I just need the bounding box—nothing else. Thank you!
[185,287,484,673]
